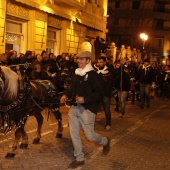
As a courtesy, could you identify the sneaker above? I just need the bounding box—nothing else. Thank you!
[67,160,85,169]
[103,137,110,155]
[106,125,111,130]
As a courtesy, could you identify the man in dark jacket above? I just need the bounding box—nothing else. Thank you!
[95,56,114,129]
[114,65,131,117]
[135,59,155,108]
[60,51,110,169]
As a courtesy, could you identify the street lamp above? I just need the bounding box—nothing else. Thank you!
[140,33,148,50]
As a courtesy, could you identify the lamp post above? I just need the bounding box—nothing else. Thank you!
[140,33,148,50]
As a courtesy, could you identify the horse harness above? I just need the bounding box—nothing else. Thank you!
[0,70,58,135]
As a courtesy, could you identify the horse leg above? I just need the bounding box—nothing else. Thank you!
[5,127,23,158]
[32,112,43,144]
[20,126,29,149]
[52,109,63,138]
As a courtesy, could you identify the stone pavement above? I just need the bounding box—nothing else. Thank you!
[0,97,170,170]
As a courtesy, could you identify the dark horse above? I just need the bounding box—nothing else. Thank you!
[0,66,63,158]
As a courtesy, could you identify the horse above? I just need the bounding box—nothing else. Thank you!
[0,66,63,158]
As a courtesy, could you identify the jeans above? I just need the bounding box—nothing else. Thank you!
[102,96,111,126]
[68,105,108,161]
[118,91,128,115]
[140,83,150,106]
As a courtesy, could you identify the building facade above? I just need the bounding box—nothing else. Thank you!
[107,0,170,64]
[0,0,108,60]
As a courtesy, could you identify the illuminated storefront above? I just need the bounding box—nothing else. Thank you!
[0,0,108,60]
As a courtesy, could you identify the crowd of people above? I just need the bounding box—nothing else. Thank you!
[0,49,170,169]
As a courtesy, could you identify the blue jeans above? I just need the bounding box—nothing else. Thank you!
[68,105,108,161]
[102,96,111,126]
[140,83,150,106]
[118,91,128,114]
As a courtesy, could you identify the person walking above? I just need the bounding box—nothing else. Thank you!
[161,65,170,100]
[135,59,156,109]
[114,65,131,117]
[60,51,110,169]
[95,56,114,130]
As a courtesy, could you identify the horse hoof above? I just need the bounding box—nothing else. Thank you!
[32,138,40,144]
[5,153,15,159]
[20,143,28,149]
[56,133,62,138]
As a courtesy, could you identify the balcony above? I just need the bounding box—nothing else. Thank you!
[53,0,84,10]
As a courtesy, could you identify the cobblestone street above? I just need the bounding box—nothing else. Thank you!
[0,97,170,170]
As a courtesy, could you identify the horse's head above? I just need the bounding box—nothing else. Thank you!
[0,66,18,103]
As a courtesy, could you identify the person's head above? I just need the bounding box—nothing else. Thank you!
[41,50,48,61]
[143,58,150,67]
[32,51,36,57]
[0,53,7,62]
[36,54,43,62]
[34,64,42,72]
[115,62,121,69]
[164,65,170,71]
[43,64,50,71]
[76,51,91,69]
[25,50,32,59]
[49,53,54,60]
[97,56,107,70]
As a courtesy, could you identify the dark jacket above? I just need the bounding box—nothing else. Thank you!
[114,69,131,92]
[97,67,114,98]
[136,65,155,84]
[65,70,103,114]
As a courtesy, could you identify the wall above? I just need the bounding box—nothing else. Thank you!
[0,0,6,53]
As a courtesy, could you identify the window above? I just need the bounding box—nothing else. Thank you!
[6,21,22,33]
[132,19,139,27]
[115,1,120,8]
[154,19,164,30]
[88,0,91,3]
[46,29,57,53]
[114,19,119,25]
[5,21,23,53]
[132,1,140,9]
[152,38,163,48]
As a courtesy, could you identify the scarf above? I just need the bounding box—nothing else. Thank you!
[96,65,109,74]
[75,61,94,76]
[142,65,150,75]
[142,65,150,70]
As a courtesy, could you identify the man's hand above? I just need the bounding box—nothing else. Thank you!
[75,96,84,104]
[60,95,67,103]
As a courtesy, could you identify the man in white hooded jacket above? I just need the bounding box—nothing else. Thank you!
[60,51,110,169]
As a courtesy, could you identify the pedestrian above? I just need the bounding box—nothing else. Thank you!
[60,51,110,169]
[114,65,131,117]
[135,59,156,109]
[161,65,170,100]
[95,56,114,130]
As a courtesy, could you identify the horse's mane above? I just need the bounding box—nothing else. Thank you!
[1,66,18,103]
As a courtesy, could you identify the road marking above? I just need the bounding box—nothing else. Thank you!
[0,138,12,144]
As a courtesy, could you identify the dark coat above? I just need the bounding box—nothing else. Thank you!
[114,69,131,92]
[65,70,103,114]
[136,65,155,84]
[97,68,114,98]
